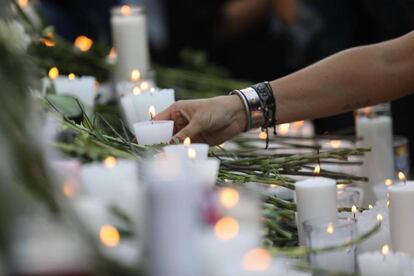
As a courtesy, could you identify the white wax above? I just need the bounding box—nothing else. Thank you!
[388,182,414,256]
[111,6,150,80]
[119,88,175,129]
[295,177,337,245]
[191,158,220,188]
[358,251,412,276]
[145,156,201,276]
[356,116,394,206]
[134,120,174,145]
[164,143,209,160]
[52,76,96,107]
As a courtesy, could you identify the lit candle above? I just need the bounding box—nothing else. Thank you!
[133,106,174,145]
[164,137,209,160]
[356,107,394,206]
[111,5,150,81]
[295,177,337,245]
[46,68,96,107]
[358,244,413,276]
[388,181,414,256]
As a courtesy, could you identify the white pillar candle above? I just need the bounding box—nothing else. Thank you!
[144,155,201,276]
[111,6,150,81]
[388,182,414,256]
[134,120,174,145]
[120,92,139,130]
[358,248,414,276]
[356,115,394,206]
[295,177,337,245]
[51,76,96,107]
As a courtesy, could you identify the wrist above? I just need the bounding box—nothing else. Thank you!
[228,94,248,132]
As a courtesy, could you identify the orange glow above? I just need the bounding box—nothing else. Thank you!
[68,73,76,80]
[278,123,290,135]
[149,105,156,119]
[330,140,342,148]
[292,120,304,129]
[258,131,267,140]
[362,107,372,117]
[99,225,120,247]
[40,38,56,47]
[242,248,272,271]
[132,86,141,95]
[381,244,390,256]
[140,81,150,91]
[183,137,191,145]
[214,217,239,241]
[74,35,93,52]
[63,181,76,198]
[121,5,132,16]
[326,223,334,234]
[130,69,141,81]
[48,67,59,80]
[385,179,393,186]
[108,47,117,59]
[368,205,373,209]
[18,0,28,8]
[314,165,321,175]
[398,172,406,182]
[337,184,346,190]
[103,156,117,168]
[219,188,240,209]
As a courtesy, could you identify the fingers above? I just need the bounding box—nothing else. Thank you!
[153,104,173,121]
[174,120,203,142]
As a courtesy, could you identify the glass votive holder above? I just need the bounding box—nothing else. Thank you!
[337,186,363,208]
[304,217,357,275]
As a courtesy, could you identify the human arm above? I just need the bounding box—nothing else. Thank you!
[155,31,414,145]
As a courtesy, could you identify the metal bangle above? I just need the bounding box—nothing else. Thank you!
[229,90,251,131]
[239,87,265,129]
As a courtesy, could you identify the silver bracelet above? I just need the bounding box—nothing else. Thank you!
[230,88,264,132]
[229,90,252,131]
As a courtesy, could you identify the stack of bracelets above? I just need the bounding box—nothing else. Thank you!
[230,81,277,148]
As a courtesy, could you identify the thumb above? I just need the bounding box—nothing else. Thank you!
[174,120,202,142]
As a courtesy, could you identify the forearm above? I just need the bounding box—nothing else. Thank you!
[272,32,414,123]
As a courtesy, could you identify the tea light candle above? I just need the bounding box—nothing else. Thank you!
[295,177,337,245]
[47,71,96,107]
[164,137,209,160]
[134,106,173,145]
[388,182,414,256]
[111,6,150,80]
[356,115,394,206]
[358,245,414,276]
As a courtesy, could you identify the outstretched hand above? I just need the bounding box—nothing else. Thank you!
[154,95,246,145]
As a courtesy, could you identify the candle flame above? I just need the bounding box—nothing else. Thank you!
[368,205,373,209]
[381,244,390,256]
[149,105,156,119]
[219,188,240,209]
[187,148,197,160]
[314,165,321,175]
[18,0,28,8]
[120,5,132,16]
[40,37,56,47]
[183,137,191,145]
[214,216,239,241]
[278,123,290,135]
[377,213,383,222]
[108,47,117,59]
[258,131,267,140]
[48,67,59,80]
[361,107,372,117]
[337,184,346,190]
[385,178,393,186]
[132,86,141,95]
[326,223,334,234]
[330,140,342,148]
[398,172,406,182]
[99,225,120,248]
[68,73,76,80]
[130,69,140,81]
[351,205,358,215]
[242,248,272,271]
[140,81,150,91]
[103,156,117,168]
[63,180,76,198]
[74,35,93,52]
